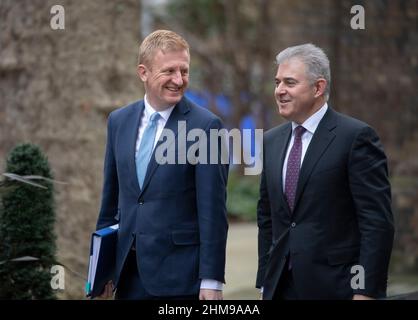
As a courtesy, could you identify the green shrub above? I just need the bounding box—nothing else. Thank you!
[227,169,260,222]
[0,143,57,299]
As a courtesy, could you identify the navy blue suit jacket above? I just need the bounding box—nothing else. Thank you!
[256,108,394,299]
[96,97,228,297]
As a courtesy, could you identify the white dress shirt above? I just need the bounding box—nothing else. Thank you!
[135,95,175,156]
[135,95,223,291]
[261,103,328,295]
[282,103,328,190]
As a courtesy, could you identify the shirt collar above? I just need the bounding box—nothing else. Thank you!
[143,94,175,122]
[291,102,328,135]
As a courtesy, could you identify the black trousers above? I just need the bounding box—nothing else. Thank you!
[272,258,299,300]
[115,249,199,300]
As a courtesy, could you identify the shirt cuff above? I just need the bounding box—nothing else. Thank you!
[200,279,223,291]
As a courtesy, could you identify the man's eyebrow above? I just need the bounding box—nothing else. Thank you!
[283,77,297,82]
[275,77,297,82]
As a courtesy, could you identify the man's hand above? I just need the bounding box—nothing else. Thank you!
[98,281,114,299]
[353,294,374,300]
[199,289,223,300]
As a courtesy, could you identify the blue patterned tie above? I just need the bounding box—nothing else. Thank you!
[284,126,306,212]
[136,112,160,188]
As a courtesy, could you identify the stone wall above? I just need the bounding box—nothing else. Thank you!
[1,0,142,298]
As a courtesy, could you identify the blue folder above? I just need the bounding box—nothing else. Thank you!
[86,224,118,298]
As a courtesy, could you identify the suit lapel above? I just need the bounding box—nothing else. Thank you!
[271,123,292,215]
[293,108,337,211]
[139,97,190,196]
[127,101,144,194]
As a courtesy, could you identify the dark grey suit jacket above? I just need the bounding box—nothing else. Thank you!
[256,107,394,299]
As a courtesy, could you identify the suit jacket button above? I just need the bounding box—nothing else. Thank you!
[291,222,296,228]
[138,200,144,205]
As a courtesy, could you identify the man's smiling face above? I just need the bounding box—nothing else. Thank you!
[274,58,318,124]
[138,49,190,110]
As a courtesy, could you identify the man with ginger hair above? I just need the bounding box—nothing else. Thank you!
[96,30,228,300]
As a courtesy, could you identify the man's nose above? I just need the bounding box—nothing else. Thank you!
[275,83,286,95]
[171,71,183,86]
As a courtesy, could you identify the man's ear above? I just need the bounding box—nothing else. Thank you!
[137,64,148,82]
[314,78,327,98]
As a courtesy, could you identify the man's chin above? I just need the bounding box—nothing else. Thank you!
[165,94,183,105]
[277,108,290,120]
[154,97,182,110]
[168,98,182,106]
